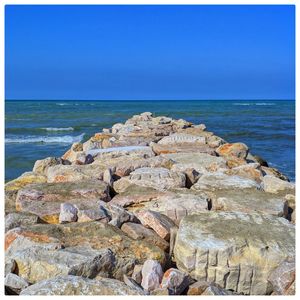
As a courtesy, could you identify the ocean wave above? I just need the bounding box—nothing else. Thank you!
[56,103,70,106]
[5,133,85,144]
[233,102,276,106]
[41,127,74,131]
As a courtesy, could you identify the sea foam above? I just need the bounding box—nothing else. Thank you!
[41,127,74,131]
[5,133,85,144]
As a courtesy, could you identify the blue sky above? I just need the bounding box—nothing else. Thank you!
[5,5,295,100]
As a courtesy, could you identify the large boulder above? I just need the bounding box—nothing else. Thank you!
[5,221,166,279]
[216,143,249,159]
[5,212,39,232]
[174,212,295,295]
[113,167,186,192]
[262,175,295,194]
[33,157,70,174]
[20,275,144,295]
[15,180,110,223]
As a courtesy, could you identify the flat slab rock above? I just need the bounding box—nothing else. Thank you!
[20,275,144,295]
[112,185,210,224]
[113,167,186,192]
[15,180,110,223]
[5,221,166,279]
[174,212,295,295]
[208,187,289,218]
[192,172,260,191]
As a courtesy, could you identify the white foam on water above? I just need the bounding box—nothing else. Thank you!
[41,127,74,131]
[5,133,85,144]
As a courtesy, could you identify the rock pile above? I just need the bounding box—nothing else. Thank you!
[5,112,295,295]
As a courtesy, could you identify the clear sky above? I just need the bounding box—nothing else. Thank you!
[5,5,295,100]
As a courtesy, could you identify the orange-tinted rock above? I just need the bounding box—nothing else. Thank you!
[216,143,249,159]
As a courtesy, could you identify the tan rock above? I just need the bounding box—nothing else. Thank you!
[33,157,70,174]
[262,175,295,194]
[20,275,145,295]
[158,133,206,145]
[136,210,176,241]
[174,212,295,295]
[216,142,249,159]
[16,180,110,223]
[160,268,190,295]
[224,163,263,182]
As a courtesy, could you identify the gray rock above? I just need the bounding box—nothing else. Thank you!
[77,206,109,223]
[131,264,143,284]
[20,275,145,295]
[123,274,147,295]
[141,259,163,291]
[5,273,29,294]
[59,203,78,223]
[5,212,39,232]
[5,258,16,276]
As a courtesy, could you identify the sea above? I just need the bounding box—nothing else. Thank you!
[5,100,295,182]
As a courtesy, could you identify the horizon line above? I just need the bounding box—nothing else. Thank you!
[5,99,295,101]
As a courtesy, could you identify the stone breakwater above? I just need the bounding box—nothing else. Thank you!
[4,112,295,296]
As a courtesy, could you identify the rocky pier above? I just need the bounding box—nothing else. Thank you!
[4,112,295,295]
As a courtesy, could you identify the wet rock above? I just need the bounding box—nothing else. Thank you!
[160,268,190,295]
[59,203,78,223]
[20,275,145,295]
[216,142,249,159]
[268,259,295,295]
[261,166,290,181]
[5,212,39,232]
[5,273,29,295]
[141,259,163,291]
[114,167,186,192]
[121,222,169,251]
[16,180,110,223]
[174,212,295,295]
[262,175,295,194]
[136,210,176,241]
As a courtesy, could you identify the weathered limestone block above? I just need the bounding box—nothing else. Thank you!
[192,172,260,191]
[77,207,109,223]
[5,222,166,278]
[136,210,176,241]
[46,164,106,183]
[113,167,186,192]
[5,212,39,232]
[141,259,163,291]
[16,180,110,223]
[62,142,84,162]
[209,188,289,218]
[5,258,16,276]
[262,175,295,194]
[163,152,227,174]
[20,275,145,295]
[216,142,249,159]
[224,163,264,182]
[174,212,295,295]
[5,172,47,213]
[33,157,70,174]
[268,259,295,295]
[160,268,190,295]
[121,222,169,251]
[111,185,210,224]
[7,245,115,283]
[158,133,206,145]
[152,142,216,156]
[132,264,143,284]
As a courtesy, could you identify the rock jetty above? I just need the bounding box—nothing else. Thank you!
[5,112,295,295]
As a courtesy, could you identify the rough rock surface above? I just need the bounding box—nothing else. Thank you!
[174,212,295,295]
[15,180,110,223]
[20,275,145,295]
[4,112,295,296]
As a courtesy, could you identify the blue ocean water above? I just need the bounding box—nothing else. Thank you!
[5,100,295,182]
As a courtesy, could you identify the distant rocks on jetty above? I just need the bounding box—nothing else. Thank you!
[5,112,295,295]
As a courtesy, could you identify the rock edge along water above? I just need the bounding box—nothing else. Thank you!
[5,112,295,295]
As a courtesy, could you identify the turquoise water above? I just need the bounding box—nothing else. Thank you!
[5,100,295,182]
